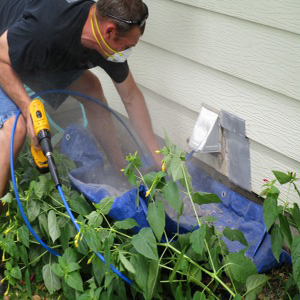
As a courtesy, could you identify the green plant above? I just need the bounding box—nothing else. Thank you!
[0,137,268,299]
[261,170,300,298]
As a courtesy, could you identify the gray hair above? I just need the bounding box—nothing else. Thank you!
[96,0,147,37]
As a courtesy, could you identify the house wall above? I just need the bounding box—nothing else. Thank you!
[92,0,300,204]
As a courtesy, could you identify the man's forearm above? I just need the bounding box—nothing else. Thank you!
[115,71,162,167]
[124,89,162,167]
[0,31,31,113]
[0,62,31,112]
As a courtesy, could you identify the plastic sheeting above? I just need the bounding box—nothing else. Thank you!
[61,124,291,273]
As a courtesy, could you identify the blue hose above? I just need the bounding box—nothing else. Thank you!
[10,90,137,284]
[10,111,60,257]
[57,185,132,284]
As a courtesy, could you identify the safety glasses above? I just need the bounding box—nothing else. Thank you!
[106,3,149,27]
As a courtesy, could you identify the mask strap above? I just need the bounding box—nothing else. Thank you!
[94,8,122,55]
[91,9,113,59]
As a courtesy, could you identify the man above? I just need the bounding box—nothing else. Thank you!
[0,0,161,197]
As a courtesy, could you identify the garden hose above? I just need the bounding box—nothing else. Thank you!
[10,89,141,284]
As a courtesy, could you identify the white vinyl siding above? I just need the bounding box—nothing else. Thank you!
[173,0,300,35]
[93,0,300,203]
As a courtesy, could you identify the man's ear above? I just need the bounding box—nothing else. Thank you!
[104,22,118,40]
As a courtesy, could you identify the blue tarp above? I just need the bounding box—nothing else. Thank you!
[61,124,291,273]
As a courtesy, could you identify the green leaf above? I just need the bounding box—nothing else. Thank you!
[19,245,28,265]
[271,224,284,262]
[147,199,165,241]
[119,252,135,274]
[292,236,300,291]
[179,164,193,192]
[34,176,48,198]
[19,225,30,248]
[60,224,70,251]
[225,252,257,284]
[27,200,40,222]
[132,228,158,260]
[291,203,300,229]
[245,274,269,300]
[63,248,78,264]
[68,262,81,273]
[278,214,292,249]
[84,227,100,252]
[192,192,221,205]
[193,291,206,300]
[95,196,115,215]
[162,180,182,213]
[143,172,157,188]
[43,263,61,294]
[39,213,49,236]
[115,218,139,230]
[169,247,186,283]
[147,259,159,300]
[178,233,191,249]
[48,210,61,243]
[124,164,136,186]
[25,269,32,298]
[293,182,300,198]
[92,256,105,286]
[268,185,280,196]
[190,225,206,256]
[11,266,22,280]
[69,192,92,215]
[29,245,43,266]
[169,156,184,181]
[77,293,92,300]
[57,216,69,228]
[272,171,292,185]
[263,195,278,231]
[1,192,13,203]
[87,211,103,227]
[65,271,83,292]
[223,227,248,246]
[5,237,19,259]
[62,279,76,300]
[131,254,149,294]
[51,263,64,277]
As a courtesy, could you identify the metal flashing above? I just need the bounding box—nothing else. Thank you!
[225,130,252,191]
[221,110,246,137]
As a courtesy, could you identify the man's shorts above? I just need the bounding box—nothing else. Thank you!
[0,69,84,128]
[0,88,19,128]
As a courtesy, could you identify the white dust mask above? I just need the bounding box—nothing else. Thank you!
[107,48,132,63]
[91,8,132,63]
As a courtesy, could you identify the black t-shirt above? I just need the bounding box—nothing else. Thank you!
[0,0,129,83]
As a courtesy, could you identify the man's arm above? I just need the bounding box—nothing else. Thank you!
[114,71,162,168]
[0,30,38,147]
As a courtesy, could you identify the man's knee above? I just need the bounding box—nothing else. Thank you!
[1,115,27,144]
[81,71,104,96]
[15,115,27,143]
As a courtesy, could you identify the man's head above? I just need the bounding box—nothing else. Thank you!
[96,0,148,39]
[92,0,148,62]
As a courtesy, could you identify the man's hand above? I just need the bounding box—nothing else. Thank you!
[23,107,40,149]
